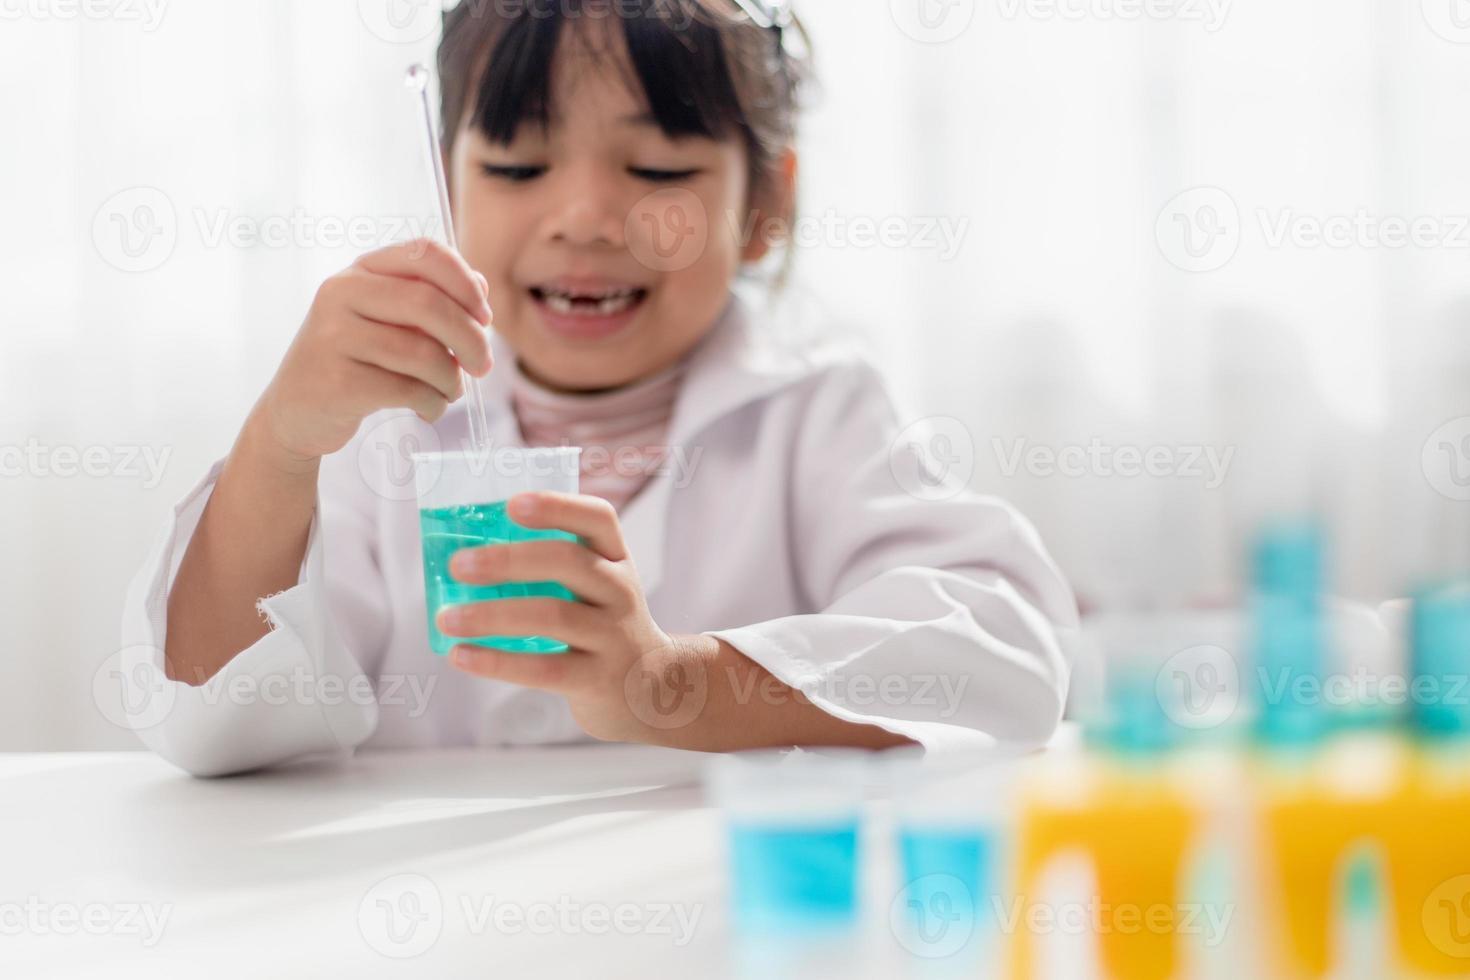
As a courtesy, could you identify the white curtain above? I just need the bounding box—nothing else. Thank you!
[3,0,1467,749]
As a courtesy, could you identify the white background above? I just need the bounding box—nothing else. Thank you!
[3,0,1470,750]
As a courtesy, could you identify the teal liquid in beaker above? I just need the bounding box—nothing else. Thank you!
[728,823,860,934]
[897,826,994,942]
[418,502,576,655]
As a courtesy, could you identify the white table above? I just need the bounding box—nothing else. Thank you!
[0,739,1077,979]
[0,746,734,978]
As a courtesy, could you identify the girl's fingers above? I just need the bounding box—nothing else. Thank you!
[449,539,629,609]
[450,645,586,693]
[358,238,492,326]
[345,360,450,422]
[507,492,629,562]
[347,271,493,376]
[436,597,607,651]
[349,319,464,403]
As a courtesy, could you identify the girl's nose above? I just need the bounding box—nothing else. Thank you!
[546,169,627,248]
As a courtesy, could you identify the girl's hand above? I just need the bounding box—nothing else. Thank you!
[439,491,693,744]
[254,239,495,465]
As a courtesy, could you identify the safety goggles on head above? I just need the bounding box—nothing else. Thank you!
[730,0,793,31]
[729,0,804,60]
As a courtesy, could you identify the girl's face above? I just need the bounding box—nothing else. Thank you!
[451,25,777,393]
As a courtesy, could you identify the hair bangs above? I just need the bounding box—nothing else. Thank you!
[464,3,748,147]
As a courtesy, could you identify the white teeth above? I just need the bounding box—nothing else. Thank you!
[595,294,635,314]
[542,287,638,299]
[538,287,641,316]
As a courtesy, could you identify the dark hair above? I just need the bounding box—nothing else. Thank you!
[436,0,810,199]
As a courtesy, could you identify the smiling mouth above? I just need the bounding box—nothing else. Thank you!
[529,285,650,316]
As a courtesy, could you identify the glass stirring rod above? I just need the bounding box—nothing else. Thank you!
[405,63,492,453]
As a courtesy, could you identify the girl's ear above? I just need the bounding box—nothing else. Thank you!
[740,148,798,263]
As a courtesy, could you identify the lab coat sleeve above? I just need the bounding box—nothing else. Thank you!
[707,360,1079,754]
[117,432,385,777]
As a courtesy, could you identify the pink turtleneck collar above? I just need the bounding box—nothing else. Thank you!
[506,357,687,513]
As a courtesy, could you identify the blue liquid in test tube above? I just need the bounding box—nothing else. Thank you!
[899,827,992,921]
[728,822,861,933]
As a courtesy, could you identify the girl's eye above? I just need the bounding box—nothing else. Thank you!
[479,163,546,183]
[629,167,703,183]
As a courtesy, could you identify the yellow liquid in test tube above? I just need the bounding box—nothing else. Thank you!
[1254,741,1399,979]
[1258,744,1470,977]
[1385,749,1470,975]
[1390,588,1470,975]
[1010,760,1200,980]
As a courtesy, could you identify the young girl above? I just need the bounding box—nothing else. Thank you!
[121,0,1077,776]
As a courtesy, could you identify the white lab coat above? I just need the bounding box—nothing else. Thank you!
[120,297,1078,776]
